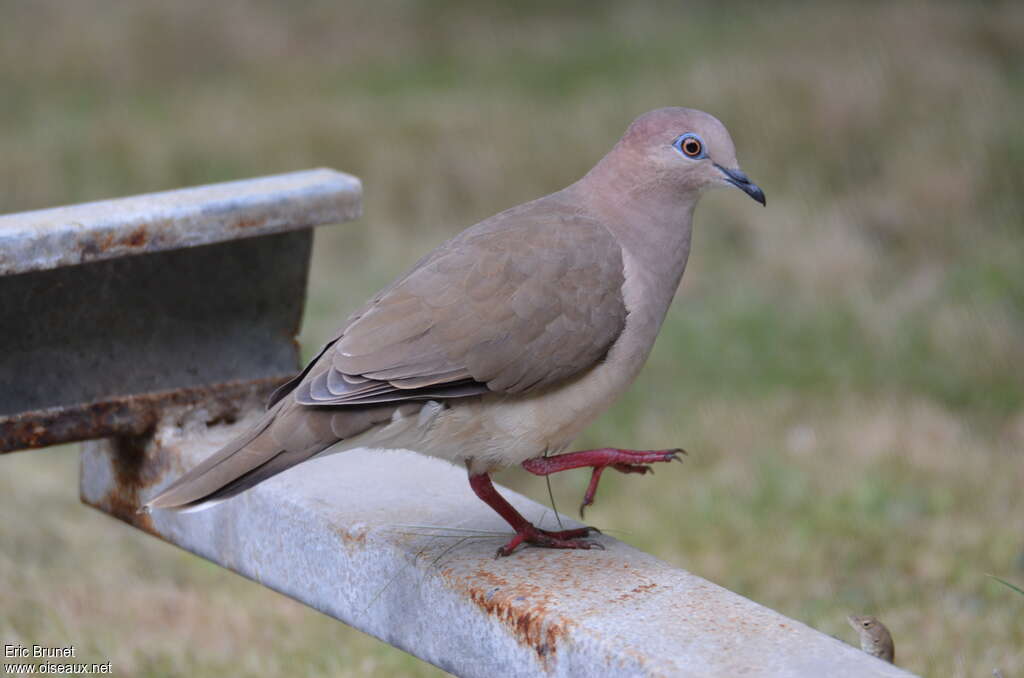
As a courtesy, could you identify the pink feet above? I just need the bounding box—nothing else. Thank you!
[468,448,683,557]
[494,524,603,558]
[468,470,603,557]
[522,447,684,516]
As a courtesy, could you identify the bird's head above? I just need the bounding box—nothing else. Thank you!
[615,107,765,206]
[847,614,891,645]
[848,615,879,633]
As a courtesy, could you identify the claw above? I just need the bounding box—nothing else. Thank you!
[573,540,604,551]
[512,448,686,549]
[495,524,601,556]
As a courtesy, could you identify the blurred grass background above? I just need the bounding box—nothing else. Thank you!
[1,1,1022,675]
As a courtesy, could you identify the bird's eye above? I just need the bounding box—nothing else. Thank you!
[862,622,871,628]
[673,133,705,159]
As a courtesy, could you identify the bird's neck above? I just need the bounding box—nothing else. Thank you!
[570,164,697,328]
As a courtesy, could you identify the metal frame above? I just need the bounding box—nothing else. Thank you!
[0,169,360,452]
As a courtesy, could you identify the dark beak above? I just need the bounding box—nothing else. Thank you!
[715,164,766,206]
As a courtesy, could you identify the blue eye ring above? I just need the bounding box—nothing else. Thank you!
[673,133,707,159]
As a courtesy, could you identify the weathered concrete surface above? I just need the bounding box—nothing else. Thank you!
[81,410,916,678]
[0,168,360,275]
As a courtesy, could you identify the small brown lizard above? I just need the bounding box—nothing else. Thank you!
[847,614,895,663]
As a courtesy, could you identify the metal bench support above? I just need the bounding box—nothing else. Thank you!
[0,169,360,452]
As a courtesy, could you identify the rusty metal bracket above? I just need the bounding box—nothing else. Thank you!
[0,168,361,452]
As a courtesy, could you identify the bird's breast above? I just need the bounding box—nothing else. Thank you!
[413,261,665,474]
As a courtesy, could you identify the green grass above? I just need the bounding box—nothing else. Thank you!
[2,1,1023,676]
[989,576,1024,597]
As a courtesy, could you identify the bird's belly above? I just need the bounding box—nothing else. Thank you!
[353,266,664,473]
[405,331,651,474]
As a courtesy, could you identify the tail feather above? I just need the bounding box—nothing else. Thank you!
[145,399,295,510]
[168,447,305,511]
[145,397,408,511]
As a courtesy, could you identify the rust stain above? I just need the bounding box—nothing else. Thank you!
[333,524,368,548]
[115,225,149,248]
[79,380,281,542]
[1,375,289,453]
[72,218,184,264]
[109,432,170,492]
[617,581,658,602]
[232,215,269,230]
[77,231,115,261]
[99,484,157,535]
[472,570,508,588]
[94,433,170,535]
[136,218,175,249]
[459,567,573,666]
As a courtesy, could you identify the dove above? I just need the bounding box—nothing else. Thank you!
[146,107,765,556]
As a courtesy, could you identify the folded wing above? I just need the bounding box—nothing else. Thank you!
[280,197,628,408]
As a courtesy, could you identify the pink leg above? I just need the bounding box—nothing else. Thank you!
[522,448,684,516]
[468,470,601,557]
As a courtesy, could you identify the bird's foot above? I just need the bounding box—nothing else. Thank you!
[522,447,685,517]
[495,524,603,558]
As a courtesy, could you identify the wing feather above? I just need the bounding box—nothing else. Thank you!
[285,194,626,408]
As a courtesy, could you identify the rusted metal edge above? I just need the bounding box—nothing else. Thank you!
[1,376,285,453]
[0,168,361,275]
[81,417,917,678]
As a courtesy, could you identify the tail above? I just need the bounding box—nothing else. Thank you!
[146,397,377,512]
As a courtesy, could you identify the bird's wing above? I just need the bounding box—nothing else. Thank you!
[280,196,628,407]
